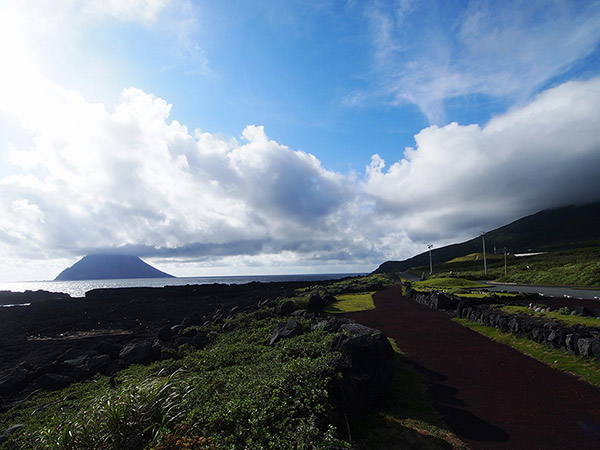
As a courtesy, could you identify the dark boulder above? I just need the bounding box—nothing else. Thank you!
[35,361,71,378]
[0,363,32,395]
[158,325,173,342]
[307,292,325,314]
[33,373,72,390]
[274,301,297,316]
[322,292,337,304]
[334,323,395,419]
[181,312,204,327]
[578,338,594,357]
[88,355,111,374]
[592,339,600,359]
[291,309,310,317]
[565,334,578,354]
[269,320,304,345]
[119,340,156,366]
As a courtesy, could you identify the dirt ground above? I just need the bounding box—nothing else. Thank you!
[343,286,600,450]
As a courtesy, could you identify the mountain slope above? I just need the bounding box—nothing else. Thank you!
[55,255,175,281]
[374,202,600,274]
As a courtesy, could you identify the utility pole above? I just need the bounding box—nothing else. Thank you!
[504,247,508,276]
[427,244,433,276]
[481,232,488,277]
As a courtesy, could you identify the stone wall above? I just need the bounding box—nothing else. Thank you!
[457,303,600,359]
[404,286,600,361]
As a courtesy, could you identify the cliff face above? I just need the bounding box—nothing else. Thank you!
[54,255,174,281]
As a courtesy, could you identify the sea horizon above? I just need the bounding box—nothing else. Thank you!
[0,273,367,298]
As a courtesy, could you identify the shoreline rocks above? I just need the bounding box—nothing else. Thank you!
[0,279,394,417]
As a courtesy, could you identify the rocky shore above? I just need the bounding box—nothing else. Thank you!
[0,278,393,416]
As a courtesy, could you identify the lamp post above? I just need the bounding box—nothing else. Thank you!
[481,232,488,277]
[427,244,433,276]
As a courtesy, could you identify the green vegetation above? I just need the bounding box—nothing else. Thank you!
[454,318,600,387]
[497,305,600,329]
[408,246,600,287]
[324,292,375,314]
[0,273,460,450]
[352,339,467,450]
[410,277,493,297]
[290,273,396,309]
[0,313,349,449]
[375,203,600,278]
[412,277,488,291]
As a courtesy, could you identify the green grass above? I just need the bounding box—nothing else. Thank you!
[409,246,600,287]
[324,292,375,314]
[412,277,489,291]
[0,314,350,450]
[0,273,461,450]
[454,318,600,387]
[498,305,600,329]
[410,277,490,298]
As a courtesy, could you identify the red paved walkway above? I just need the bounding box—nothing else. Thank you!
[342,286,600,450]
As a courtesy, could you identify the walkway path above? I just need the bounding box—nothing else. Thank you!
[342,286,600,449]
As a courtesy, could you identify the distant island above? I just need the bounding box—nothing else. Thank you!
[54,254,175,281]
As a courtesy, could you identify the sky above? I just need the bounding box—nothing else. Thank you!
[1,0,600,282]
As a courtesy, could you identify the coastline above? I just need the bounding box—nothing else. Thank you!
[0,273,366,298]
[0,275,373,410]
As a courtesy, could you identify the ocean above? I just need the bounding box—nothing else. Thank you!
[0,273,366,298]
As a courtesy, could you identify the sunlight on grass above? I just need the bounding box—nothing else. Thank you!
[324,292,375,314]
[454,318,600,387]
[412,277,489,291]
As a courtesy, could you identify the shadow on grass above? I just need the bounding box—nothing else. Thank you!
[352,352,472,449]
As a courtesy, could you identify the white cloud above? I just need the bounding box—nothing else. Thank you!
[0,44,599,281]
[0,78,361,279]
[365,1,600,123]
[80,0,172,25]
[363,77,600,241]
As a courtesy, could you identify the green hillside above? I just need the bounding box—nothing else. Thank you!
[373,202,600,279]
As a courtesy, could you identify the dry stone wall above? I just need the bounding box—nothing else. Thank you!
[405,286,600,361]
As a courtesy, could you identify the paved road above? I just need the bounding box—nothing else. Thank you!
[399,272,600,300]
[343,286,600,450]
[483,282,600,300]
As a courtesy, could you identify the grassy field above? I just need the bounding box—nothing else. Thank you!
[454,318,600,387]
[409,277,504,298]
[324,292,375,314]
[411,277,489,291]
[408,246,600,287]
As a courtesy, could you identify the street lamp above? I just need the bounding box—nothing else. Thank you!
[481,232,488,277]
[427,244,433,276]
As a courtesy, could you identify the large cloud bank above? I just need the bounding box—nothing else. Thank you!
[1,76,600,279]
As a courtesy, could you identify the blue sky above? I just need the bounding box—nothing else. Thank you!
[1,0,600,281]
